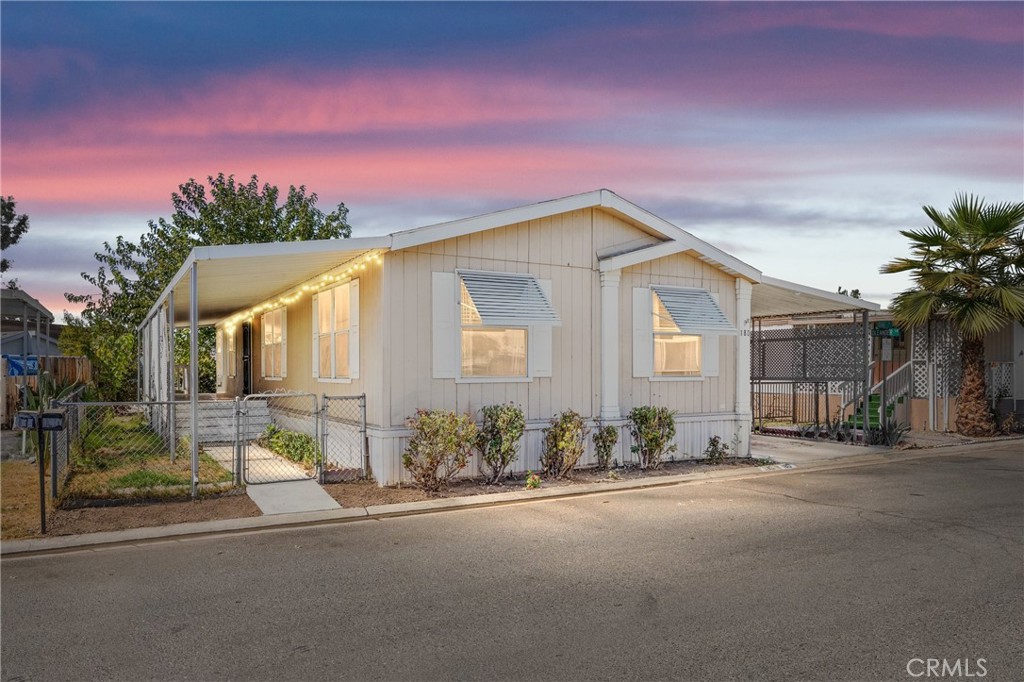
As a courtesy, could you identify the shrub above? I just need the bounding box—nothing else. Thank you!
[477,403,526,484]
[525,472,542,489]
[260,425,319,469]
[541,410,589,479]
[627,406,677,469]
[592,422,618,470]
[865,419,910,448]
[703,435,731,464]
[402,410,478,492]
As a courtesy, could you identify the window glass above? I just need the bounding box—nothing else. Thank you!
[319,336,332,377]
[334,330,349,378]
[317,295,331,335]
[654,335,701,376]
[334,284,350,330]
[461,328,527,377]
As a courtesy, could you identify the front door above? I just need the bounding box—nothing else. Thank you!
[242,322,253,395]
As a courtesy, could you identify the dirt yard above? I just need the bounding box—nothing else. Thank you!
[1,459,261,541]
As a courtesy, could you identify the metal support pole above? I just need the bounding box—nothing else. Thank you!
[360,394,369,477]
[168,294,176,463]
[21,305,28,456]
[233,396,242,486]
[189,264,200,499]
[862,310,871,439]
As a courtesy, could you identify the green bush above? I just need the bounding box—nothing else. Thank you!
[865,419,910,447]
[402,410,478,492]
[541,410,589,479]
[260,425,319,469]
[525,472,542,489]
[627,406,677,469]
[703,435,730,464]
[592,422,618,470]
[477,403,525,484]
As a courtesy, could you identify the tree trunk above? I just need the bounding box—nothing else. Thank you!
[955,336,995,437]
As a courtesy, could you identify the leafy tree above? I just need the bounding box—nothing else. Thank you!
[65,174,352,399]
[836,286,861,299]
[1,196,30,287]
[881,194,1024,436]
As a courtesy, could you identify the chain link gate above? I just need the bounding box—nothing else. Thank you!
[321,394,367,482]
[238,392,320,484]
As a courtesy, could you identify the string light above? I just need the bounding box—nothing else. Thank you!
[221,249,385,331]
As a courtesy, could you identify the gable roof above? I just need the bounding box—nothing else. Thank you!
[389,189,762,282]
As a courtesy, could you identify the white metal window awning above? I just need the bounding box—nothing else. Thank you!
[652,285,737,335]
[458,270,561,327]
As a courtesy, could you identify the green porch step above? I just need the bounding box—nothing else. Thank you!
[847,394,897,429]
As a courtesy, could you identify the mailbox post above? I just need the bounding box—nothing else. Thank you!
[15,409,66,534]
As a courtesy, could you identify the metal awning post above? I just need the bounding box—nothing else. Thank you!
[862,310,871,439]
[189,264,199,499]
[168,291,176,463]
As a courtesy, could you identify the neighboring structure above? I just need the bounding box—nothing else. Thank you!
[139,190,877,485]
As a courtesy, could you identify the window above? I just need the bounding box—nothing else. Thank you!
[632,285,737,379]
[261,307,286,379]
[431,270,559,381]
[460,280,527,377]
[653,293,701,376]
[312,280,359,380]
[215,329,225,387]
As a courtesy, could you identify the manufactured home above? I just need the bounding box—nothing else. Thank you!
[139,190,878,485]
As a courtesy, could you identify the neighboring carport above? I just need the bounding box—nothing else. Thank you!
[750,276,881,433]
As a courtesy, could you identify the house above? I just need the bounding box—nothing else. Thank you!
[139,190,878,485]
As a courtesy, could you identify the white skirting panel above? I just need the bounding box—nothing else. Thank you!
[367,412,749,486]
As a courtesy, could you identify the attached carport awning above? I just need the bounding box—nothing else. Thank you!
[146,237,390,326]
[752,276,880,319]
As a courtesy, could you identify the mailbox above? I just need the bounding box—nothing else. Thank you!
[14,409,66,431]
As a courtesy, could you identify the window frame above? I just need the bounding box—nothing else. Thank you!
[260,307,286,381]
[652,291,702,378]
[313,280,353,382]
[458,279,530,381]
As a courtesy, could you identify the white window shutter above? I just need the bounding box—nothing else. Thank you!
[311,295,320,379]
[349,279,360,379]
[215,329,224,388]
[432,272,458,378]
[633,287,653,378]
[280,308,288,378]
[260,315,267,379]
[530,279,554,377]
[702,335,720,377]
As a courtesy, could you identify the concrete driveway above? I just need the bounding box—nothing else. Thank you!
[2,440,1021,681]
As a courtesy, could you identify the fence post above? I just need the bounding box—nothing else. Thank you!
[233,396,242,486]
[320,395,327,485]
[49,398,58,500]
[360,394,369,477]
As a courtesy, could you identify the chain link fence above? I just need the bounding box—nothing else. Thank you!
[50,401,235,503]
[238,392,319,484]
[28,392,367,515]
[322,394,367,482]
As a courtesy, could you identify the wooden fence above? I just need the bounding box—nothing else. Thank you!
[0,356,93,428]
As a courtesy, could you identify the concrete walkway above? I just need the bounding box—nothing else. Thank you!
[750,434,886,465]
[204,444,341,515]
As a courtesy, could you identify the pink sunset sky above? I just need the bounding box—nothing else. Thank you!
[2,1,1021,316]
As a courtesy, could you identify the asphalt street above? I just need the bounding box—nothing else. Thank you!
[2,441,1022,682]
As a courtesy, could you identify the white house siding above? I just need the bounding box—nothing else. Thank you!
[367,208,746,484]
[229,261,386,429]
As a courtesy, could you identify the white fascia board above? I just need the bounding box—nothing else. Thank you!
[142,251,197,330]
[598,240,762,283]
[390,191,604,251]
[597,190,692,241]
[760,275,881,311]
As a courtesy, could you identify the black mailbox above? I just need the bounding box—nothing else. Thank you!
[15,409,66,432]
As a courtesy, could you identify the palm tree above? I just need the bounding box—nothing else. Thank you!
[881,194,1024,436]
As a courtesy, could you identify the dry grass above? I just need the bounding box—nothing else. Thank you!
[1,460,51,540]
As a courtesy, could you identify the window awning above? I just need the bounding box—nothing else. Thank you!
[458,270,561,326]
[652,285,737,335]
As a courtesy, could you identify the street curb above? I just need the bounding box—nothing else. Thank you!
[0,442,1006,558]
